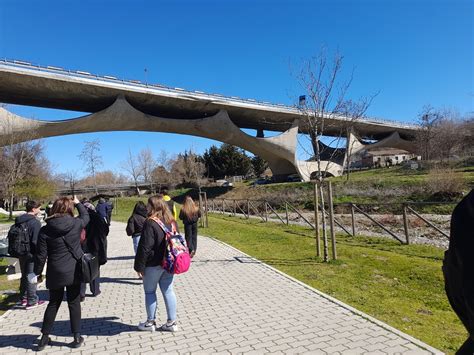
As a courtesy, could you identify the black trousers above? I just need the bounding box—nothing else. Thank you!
[184,222,198,253]
[41,284,81,335]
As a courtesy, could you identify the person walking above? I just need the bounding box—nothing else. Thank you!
[80,201,109,301]
[33,196,89,351]
[179,196,201,258]
[96,197,112,225]
[126,201,148,254]
[134,195,179,332]
[14,200,45,309]
[162,188,177,220]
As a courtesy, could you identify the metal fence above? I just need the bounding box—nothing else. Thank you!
[207,198,451,245]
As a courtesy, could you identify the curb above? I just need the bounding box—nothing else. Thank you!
[208,236,444,355]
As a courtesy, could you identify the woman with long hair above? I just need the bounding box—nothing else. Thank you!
[33,196,90,351]
[179,196,201,258]
[134,195,179,332]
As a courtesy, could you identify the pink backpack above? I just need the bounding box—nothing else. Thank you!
[152,218,191,274]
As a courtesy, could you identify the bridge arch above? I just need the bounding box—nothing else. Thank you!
[0,96,303,181]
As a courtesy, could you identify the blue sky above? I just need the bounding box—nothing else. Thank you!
[1,0,472,176]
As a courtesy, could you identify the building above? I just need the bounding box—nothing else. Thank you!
[356,148,417,168]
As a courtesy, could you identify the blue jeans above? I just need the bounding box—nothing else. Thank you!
[19,256,38,305]
[132,235,141,254]
[143,265,176,322]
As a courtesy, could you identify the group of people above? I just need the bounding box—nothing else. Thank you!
[12,196,109,350]
[8,182,474,353]
[13,190,201,351]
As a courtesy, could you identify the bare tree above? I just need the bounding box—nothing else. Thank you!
[170,150,205,187]
[121,149,142,195]
[416,106,467,161]
[79,139,103,194]
[0,109,44,219]
[157,149,172,171]
[63,170,78,195]
[297,50,375,261]
[138,147,156,183]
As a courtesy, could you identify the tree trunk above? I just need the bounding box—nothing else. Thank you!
[9,192,14,221]
[318,182,329,262]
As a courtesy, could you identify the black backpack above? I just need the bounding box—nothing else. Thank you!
[7,222,30,257]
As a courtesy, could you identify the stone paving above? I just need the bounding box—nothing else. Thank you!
[0,222,442,354]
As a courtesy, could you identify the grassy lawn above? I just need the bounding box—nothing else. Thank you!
[112,196,463,353]
[0,258,20,316]
[0,214,13,224]
[200,213,463,354]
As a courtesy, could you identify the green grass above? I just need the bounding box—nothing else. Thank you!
[0,258,20,316]
[200,214,464,354]
[0,214,12,224]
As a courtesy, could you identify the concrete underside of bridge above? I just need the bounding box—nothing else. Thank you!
[0,96,417,181]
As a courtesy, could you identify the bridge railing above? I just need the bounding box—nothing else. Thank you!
[0,58,418,130]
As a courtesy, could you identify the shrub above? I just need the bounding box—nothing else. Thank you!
[426,167,465,201]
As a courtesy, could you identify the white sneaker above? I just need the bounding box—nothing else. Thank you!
[138,320,156,332]
[159,321,178,332]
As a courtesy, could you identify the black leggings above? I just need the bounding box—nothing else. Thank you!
[41,284,81,335]
[184,222,198,253]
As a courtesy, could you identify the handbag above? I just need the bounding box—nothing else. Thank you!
[62,236,99,283]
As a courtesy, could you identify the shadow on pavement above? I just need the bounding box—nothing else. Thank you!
[107,255,135,261]
[30,316,135,337]
[100,277,141,285]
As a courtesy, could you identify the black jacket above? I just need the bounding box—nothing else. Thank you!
[96,201,112,225]
[126,205,148,237]
[15,213,41,257]
[34,203,90,290]
[84,209,109,265]
[444,189,474,334]
[179,209,201,225]
[134,218,175,273]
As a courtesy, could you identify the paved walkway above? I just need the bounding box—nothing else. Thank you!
[0,222,442,354]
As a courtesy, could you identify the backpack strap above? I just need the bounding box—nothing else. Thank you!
[149,217,177,236]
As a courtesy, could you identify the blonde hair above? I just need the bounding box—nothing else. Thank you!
[181,196,199,220]
[147,195,174,225]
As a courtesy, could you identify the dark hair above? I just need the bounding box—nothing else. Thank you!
[26,200,41,212]
[147,195,173,224]
[133,201,146,214]
[161,188,169,195]
[50,197,75,217]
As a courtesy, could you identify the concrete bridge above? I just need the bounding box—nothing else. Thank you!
[0,59,418,181]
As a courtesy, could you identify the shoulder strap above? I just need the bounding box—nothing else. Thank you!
[62,236,83,261]
[150,217,177,235]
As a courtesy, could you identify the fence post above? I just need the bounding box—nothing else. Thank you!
[233,199,236,216]
[199,193,204,228]
[247,199,250,219]
[350,203,356,237]
[222,199,225,214]
[328,181,337,260]
[264,201,268,222]
[313,182,320,257]
[285,202,289,225]
[403,203,410,244]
